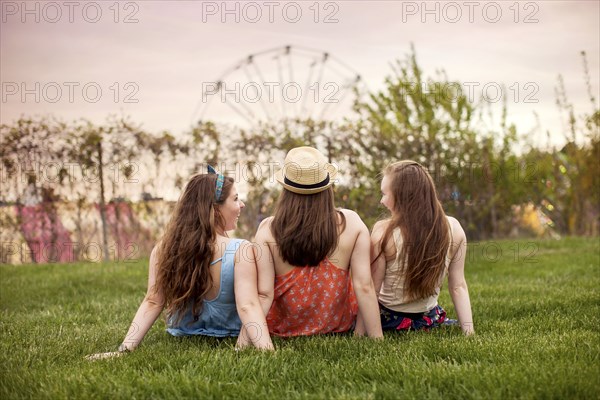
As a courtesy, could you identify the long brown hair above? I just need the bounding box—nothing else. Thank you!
[154,173,234,323]
[378,161,450,301]
[270,187,345,267]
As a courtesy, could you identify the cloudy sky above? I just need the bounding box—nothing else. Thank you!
[2,0,599,149]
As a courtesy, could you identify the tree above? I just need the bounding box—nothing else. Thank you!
[66,116,151,261]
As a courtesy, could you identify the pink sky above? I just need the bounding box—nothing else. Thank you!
[2,1,599,149]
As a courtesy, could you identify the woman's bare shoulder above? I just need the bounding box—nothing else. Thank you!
[258,216,274,228]
[338,208,367,228]
[338,208,359,218]
[255,216,274,241]
[372,218,392,234]
[446,216,466,244]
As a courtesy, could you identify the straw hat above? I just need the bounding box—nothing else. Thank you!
[275,146,338,194]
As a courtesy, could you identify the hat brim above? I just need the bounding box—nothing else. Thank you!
[275,163,338,195]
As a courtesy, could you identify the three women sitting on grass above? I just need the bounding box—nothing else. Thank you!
[90,146,473,358]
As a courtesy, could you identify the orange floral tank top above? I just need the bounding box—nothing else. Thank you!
[266,258,358,337]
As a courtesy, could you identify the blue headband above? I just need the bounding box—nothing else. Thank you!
[207,165,224,202]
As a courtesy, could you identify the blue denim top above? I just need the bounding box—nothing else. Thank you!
[166,238,244,337]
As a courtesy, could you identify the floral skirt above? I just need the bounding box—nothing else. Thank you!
[379,303,455,331]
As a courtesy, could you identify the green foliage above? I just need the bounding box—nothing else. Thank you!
[1,238,598,399]
[1,48,598,263]
[229,48,599,239]
[344,49,530,239]
[518,59,600,236]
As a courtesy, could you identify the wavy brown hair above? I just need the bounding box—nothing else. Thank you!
[270,187,345,267]
[154,173,234,324]
[377,161,450,301]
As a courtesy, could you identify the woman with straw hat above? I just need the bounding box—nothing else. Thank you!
[254,146,383,338]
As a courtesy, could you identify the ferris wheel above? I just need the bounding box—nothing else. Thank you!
[192,45,367,127]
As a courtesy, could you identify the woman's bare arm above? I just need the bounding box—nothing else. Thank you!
[349,214,383,339]
[87,246,165,359]
[370,220,389,293]
[447,218,474,335]
[234,241,274,350]
[253,218,275,317]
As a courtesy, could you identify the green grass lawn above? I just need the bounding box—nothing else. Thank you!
[1,237,599,399]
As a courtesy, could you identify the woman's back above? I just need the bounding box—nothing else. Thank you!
[375,216,455,313]
[258,209,364,336]
[167,237,245,337]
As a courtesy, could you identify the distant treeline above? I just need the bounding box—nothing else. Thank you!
[1,50,598,263]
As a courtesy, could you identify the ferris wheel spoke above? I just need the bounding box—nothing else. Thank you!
[274,55,288,121]
[319,74,362,121]
[249,55,283,123]
[240,62,275,125]
[307,53,330,120]
[285,47,300,118]
[223,94,257,126]
[300,58,319,120]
